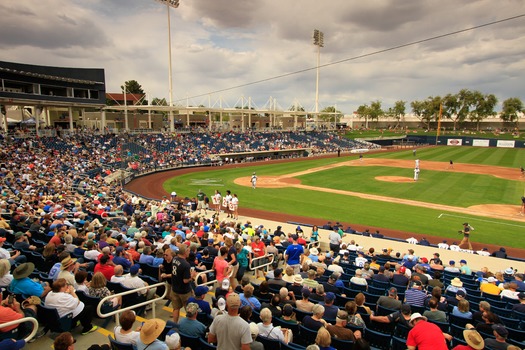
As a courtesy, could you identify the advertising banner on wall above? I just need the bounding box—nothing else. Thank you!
[496,140,515,148]
[447,139,463,146]
[472,139,490,147]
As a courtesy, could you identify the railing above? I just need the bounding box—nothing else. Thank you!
[306,241,320,250]
[97,281,168,326]
[195,268,234,288]
[0,317,39,343]
[249,254,275,273]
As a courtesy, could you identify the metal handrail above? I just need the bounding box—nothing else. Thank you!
[0,317,39,343]
[97,281,168,326]
[195,267,234,288]
[249,254,275,273]
[306,241,320,250]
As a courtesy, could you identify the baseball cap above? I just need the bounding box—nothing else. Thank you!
[388,287,397,296]
[194,286,209,297]
[518,292,525,300]
[487,277,497,283]
[329,273,338,281]
[325,292,335,302]
[399,266,406,274]
[449,260,455,265]
[274,268,283,276]
[420,257,428,263]
[217,297,226,311]
[221,279,230,290]
[301,288,311,298]
[116,246,124,253]
[249,322,259,337]
[460,259,467,264]
[492,324,508,337]
[456,290,466,297]
[129,265,140,275]
[412,280,422,287]
[226,293,241,309]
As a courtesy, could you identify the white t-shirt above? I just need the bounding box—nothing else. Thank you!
[45,291,84,318]
[114,326,140,346]
[121,275,146,295]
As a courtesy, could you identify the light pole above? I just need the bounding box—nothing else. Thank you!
[313,29,324,128]
[155,0,179,132]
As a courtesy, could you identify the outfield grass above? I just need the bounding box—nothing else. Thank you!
[163,147,525,248]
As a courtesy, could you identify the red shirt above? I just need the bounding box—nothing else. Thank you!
[0,306,22,332]
[251,241,266,257]
[94,263,115,281]
[49,235,62,247]
[407,321,448,350]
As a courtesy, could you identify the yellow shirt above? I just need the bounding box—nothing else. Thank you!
[480,283,501,295]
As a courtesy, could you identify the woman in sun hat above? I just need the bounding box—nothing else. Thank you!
[136,318,167,350]
[445,277,466,295]
[457,329,485,350]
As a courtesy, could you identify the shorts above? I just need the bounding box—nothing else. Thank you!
[171,290,193,310]
[197,201,205,209]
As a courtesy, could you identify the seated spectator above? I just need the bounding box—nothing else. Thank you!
[370,303,412,328]
[136,318,168,350]
[444,260,461,274]
[249,322,264,350]
[315,327,336,350]
[302,304,328,331]
[9,262,50,298]
[253,281,272,302]
[491,247,508,259]
[372,266,390,283]
[445,278,466,295]
[428,271,444,289]
[484,324,511,350]
[452,299,472,319]
[113,246,133,270]
[471,310,500,335]
[423,298,447,323]
[355,293,372,315]
[350,269,368,287]
[188,285,211,315]
[345,301,366,328]
[44,278,98,335]
[257,307,291,344]
[239,284,261,311]
[322,273,340,294]
[88,272,121,312]
[278,287,296,308]
[377,287,402,311]
[138,246,155,265]
[280,304,297,324]
[268,268,287,287]
[295,287,315,312]
[512,292,525,313]
[282,266,295,284]
[121,265,156,301]
[309,284,325,303]
[110,265,126,283]
[74,270,89,294]
[361,263,375,280]
[404,280,427,307]
[0,237,27,266]
[326,310,362,341]
[447,290,466,307]
[94,255,115,281]
[480,277,501,296]
[302,269,319,290]
[0,292,40,340]
[114,310,140,347]
[321,292,339,320]
[392,266,409,286]
[179,302,206,338]
[0,258,13,288]
[500,282,519,300]
[53,332,76,350]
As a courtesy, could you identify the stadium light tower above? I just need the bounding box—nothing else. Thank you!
[155,0,179,132]
[313,29,324,116]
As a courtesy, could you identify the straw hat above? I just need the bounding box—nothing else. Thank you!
[450,277,463,287]
[60,257,77,270]
[13,263,35,279]
[140,318,166,344]
[463,330,484,350]
[293,274,304,284]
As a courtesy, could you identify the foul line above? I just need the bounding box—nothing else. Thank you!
[438,213,525,228]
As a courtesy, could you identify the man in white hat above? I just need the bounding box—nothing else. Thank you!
[480,276,501,296]
[406,313,450,350]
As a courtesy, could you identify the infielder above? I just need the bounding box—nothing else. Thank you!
[251,172,257,189]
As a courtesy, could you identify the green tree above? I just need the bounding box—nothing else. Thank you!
[151,97,167,106]
[411,96,442,129]
[385,100,406,128]
[469,92,497,131]
[319,106,342,122]
[500,97,524,128]
[368,100,384,124]
[121,80,145,94]
[356,104,370,128]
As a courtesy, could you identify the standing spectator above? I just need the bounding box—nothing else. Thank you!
[208,293,252,350]
[251,236,266,279]
[171,245,195,323]
[235,241,251,283]
[328,228,342,255]
[284,234,303,274]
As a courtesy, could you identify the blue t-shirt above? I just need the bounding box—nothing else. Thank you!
[113,256,132,270]
[178,317,206,338]
[285,244,303,265]
[187,297,212,315]
[136,339,168,350]
[10,277,44,298]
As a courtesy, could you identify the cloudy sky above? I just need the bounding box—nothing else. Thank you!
[2,0,525,115]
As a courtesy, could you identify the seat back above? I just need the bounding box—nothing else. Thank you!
[298,325,317,347]
[256,335,282,350]
[108,335,134,350]
[179,331,202,349]
[363,328,392,350]
[37,304,73,333]
[392,335,408,350]
[330,337,354,349]
[293,308,312,323]
[280,342,306,350]
[199,337,217,350]
[273,317,300,336]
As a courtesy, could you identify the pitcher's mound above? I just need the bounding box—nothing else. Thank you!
[234,176,301,188]
[376,176,414,183]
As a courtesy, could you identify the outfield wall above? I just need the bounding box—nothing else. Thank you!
[405,135,525,148]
